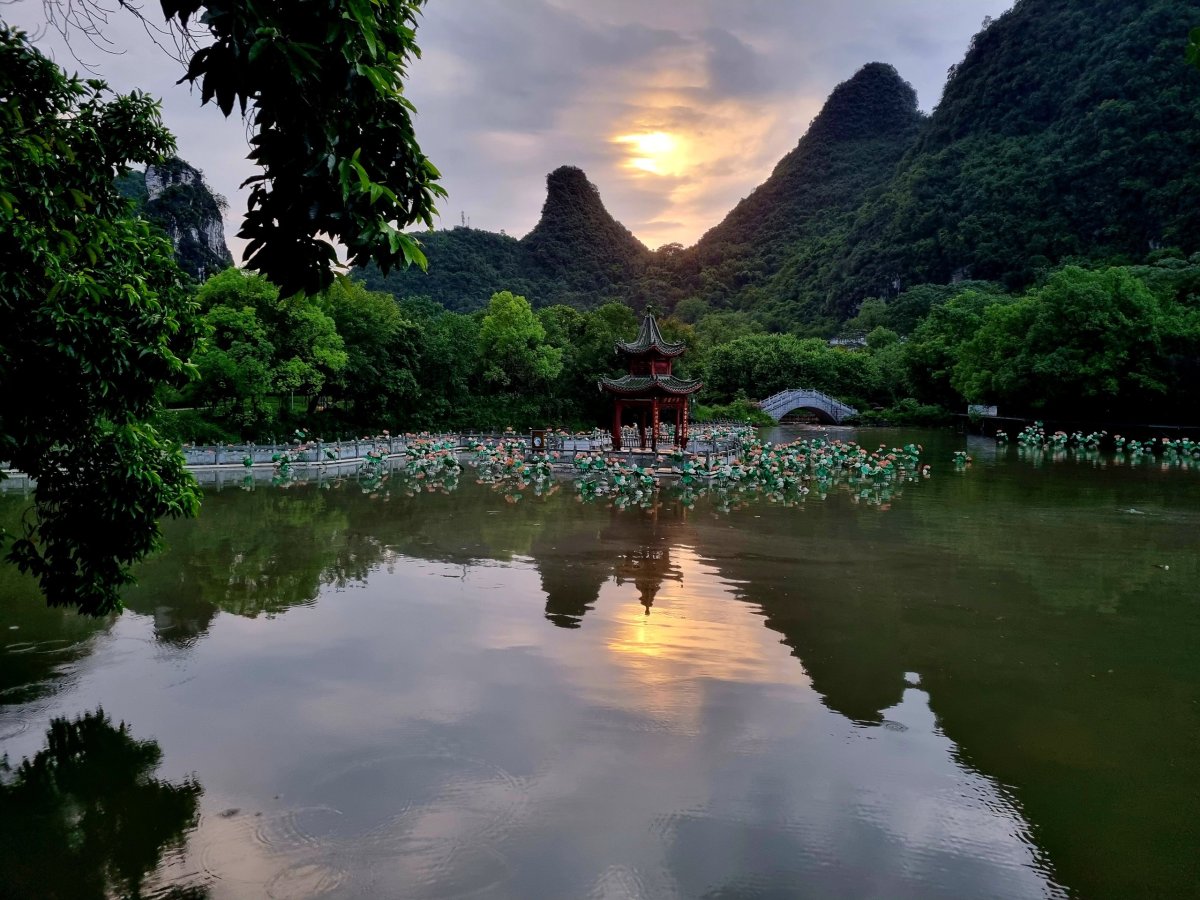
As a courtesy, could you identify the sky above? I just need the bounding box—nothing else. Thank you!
[9,0,1013,259]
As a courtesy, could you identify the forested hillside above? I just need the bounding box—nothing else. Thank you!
[157,0,1189,439]
[522,165,650,296]
[765,0,1200,328]
[356,0,1200,335]
[680,62,922,320]
[170,0,1200,442]
[356,225,537,312]
[358,166,652,309]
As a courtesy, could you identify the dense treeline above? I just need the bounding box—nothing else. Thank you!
[164,269,661,440]
[169,252,1200,442]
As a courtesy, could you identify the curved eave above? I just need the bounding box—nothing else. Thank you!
[614,341,687,358]
[615,313,687,358]
[598,377,703,397]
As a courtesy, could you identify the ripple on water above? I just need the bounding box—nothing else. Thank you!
[255,805,345,849]
[586,864,655,900]
[369,838,512,899]
[198,809,272,885]
[227,751,528,898]
[3,638,79,655]
[0,716,32,741]
[264,861,347,899]
[197,806,349,896]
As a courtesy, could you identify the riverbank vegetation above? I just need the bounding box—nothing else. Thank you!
[164,252,1200,443]
[1,6,442,614]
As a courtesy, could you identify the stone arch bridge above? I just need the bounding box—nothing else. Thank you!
[759,388,859,424]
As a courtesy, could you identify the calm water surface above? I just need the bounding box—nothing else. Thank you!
[2,428,1198,899]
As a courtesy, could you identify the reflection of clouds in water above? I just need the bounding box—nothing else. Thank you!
[191,749,526,898]
[839,687,1062,898]
[529,546,1062,897]
[3,531,1064,898]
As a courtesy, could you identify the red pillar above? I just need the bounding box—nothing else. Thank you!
[638,409,646,449]
[612,400,623,450]
[651,397,660,452]
[681,400,690,449]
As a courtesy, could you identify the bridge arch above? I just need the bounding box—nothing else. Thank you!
[758,389,858,424]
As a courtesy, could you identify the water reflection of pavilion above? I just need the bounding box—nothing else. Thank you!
[534,503,686,628]
[611,525,682,616]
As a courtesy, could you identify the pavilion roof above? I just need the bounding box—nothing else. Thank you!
[598,374,703,396]
[615,313,686,358]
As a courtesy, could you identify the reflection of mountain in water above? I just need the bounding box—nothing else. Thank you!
[525,487,1199,898]
[676,495,1200,899]
[125,480,544,645]
[122,488,359,645]
[102,471,1200,898]
[126,479,697,641]
[0,709,203,899]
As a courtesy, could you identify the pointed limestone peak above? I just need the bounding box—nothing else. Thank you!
[692,62,920,259]
[804,62,920,144]
[125,156,232,281]
[544,164,598,198]
[521,166,648,269]
[616,312,686,358]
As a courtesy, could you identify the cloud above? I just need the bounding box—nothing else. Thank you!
[407,0,1015,248]
[701,28,775,98]
[14,0,1014,258]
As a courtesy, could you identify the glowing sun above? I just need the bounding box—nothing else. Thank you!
[615,130,686,176]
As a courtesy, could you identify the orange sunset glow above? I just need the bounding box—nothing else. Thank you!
[614,130,687,176]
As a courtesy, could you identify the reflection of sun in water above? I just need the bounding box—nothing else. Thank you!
[615,131,685,176]
[604,547,809,689]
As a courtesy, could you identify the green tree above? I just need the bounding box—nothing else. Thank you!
[953,266,1186,417]
[866,326,900,350]
[478,291,563,389]
[152,0,445,295]
[191,303,275,430]
[192,269,347,423]
[882,282,1007,336]
[269,302,347,411]
[863,336,913,407]
[692,311,763,354]
[841,298,889,336]
[0,710,202,899]
[591,301,640,337]
[404,306,482,427]
[537,303,642,425]
[322,279,422,424]
[704,334,876,408]
[672,297,710,324]
[901,288,1011,410]
[0,28,203,614]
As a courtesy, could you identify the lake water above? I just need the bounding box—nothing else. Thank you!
[2,427,1198,899]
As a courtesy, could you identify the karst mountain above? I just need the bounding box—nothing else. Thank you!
[357,0,1200,331]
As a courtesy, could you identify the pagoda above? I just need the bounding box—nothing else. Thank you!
[599,313,702,451]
